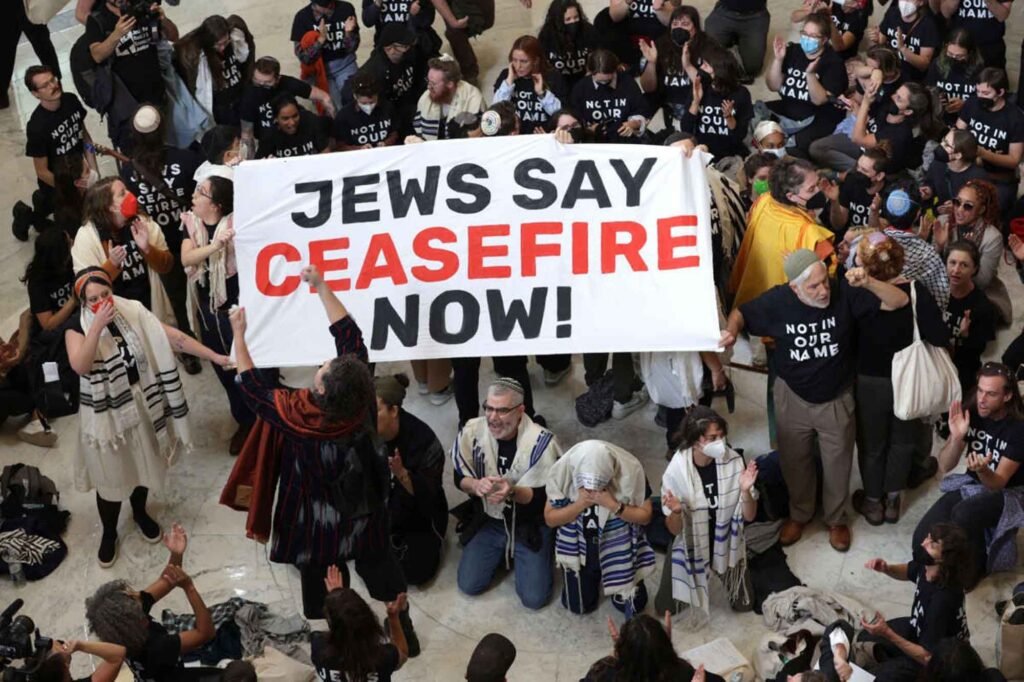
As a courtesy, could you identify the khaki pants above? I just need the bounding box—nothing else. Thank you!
[774,378,855,526]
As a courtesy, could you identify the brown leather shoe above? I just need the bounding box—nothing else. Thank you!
[229,422,253,456]
[829,525,851,552]
[780,519,805,546]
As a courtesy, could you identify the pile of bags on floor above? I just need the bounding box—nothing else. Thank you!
[0,463,68,582]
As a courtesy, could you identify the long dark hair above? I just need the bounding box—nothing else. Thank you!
[702,43,741,95]
[175,15,230,91]
[206,176,234,216]
[538,0,591,54]
[937,27,983,80]
[966,362,1024,419]
[901,82,945,140]
[52,154,87,235]
[670,406,728,457]
[82,177,124,236]
[920,638,986,681]
[22,226,71,285]
[322,588,387,681]
[656,5,703,77]
[612,615,694,682]
[928,523,977,591]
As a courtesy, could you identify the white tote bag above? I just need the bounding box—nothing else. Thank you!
[891,282,961,420]
[24,0,68,25]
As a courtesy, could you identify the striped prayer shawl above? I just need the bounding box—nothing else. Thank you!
[553,506,656,597]
[412,80,485,141]
[78,296,192,455]
[451,414,560,521]
[662,447,748,613]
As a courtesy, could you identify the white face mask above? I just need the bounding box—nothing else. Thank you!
[764,147,787,159]
[357,102,375,115]
[701,438,728,460]
[898,0,917,18]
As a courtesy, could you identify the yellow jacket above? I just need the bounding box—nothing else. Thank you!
[728,194,835,309]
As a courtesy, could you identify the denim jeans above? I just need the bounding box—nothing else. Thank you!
[325,56,358,111]
[457,518,553,609]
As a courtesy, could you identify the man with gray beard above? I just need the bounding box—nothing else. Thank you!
[721,249,909,552]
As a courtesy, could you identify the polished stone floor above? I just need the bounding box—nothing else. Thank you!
[2,1,1023,680]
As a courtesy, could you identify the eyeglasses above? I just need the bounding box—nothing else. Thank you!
[800,31,824,40]
[193,188,212,200]
[33,77,59,91]
[952,198,975,211]
[482,403,522,416]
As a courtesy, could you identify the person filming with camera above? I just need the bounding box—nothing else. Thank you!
[29,638,127,682]
[84,0,180,110]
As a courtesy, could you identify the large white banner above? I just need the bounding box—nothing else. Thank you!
[234,136,719,367]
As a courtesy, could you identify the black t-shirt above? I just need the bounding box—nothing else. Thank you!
[907,560,970,652]
[256,110,329,158]
[682,83,752,159]
[830,5,869,61]
[836,172,875,232]
[120,147,202,247]
[25,93,87,169]
[924,160,988,204]
[874,117,915,173]
[696,461,718,543]
[944,287,995,381]
[618,0,664,40]
[84,6,164,104]
[239,76,313,138]
[493,69,567,133]
[97,225,152,307]
[769,44,847,121]
[853,282,949,377]
[740,280,877,403]
[124,591,182,681]
[540,28,595,84]
[27,271,73,318]
[311,631,400,682]
[950,0,1010,44]
[213,48,246,123]
[291,2,359,64]
[334,99,396,147]
[363,0,423,29]
[879,4,941,82]
[495,438,516,476]
[958,98,1024,176]
[966,410,1024,488]
[925,60,978,126]
[570,76,648,127]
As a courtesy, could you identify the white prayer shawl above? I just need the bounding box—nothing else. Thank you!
[452,414,561,520]
[71,218,176,326]
[78,296,192,457]
[662,446,750,613]
[639,351,704,409]
[546,440,656,597]
[182,211,236,337]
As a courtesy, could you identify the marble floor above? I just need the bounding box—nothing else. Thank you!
[2,0,1024,680]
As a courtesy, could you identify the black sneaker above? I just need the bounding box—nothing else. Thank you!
[98,532,118,568]
[182,354,202,375]
[12,201,32,242]
[134,511,162,543]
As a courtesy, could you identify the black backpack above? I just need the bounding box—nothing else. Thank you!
[0,463,59,519]
[575,370,615,427]
[69,12,116,112]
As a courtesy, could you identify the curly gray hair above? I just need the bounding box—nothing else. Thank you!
[85,580,149,657]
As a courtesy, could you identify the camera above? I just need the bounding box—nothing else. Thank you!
[120,0,160,23]
[0,600,54,681]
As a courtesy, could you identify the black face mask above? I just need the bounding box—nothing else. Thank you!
[933,146,951,163]
[886,99,903,117]
[697,69,712,85]
[804,189,826,209]
[978,96,997,111]
[670,28,690,46]
[567,126,584,143]
[847,170,872,189]
[565,22,580,37]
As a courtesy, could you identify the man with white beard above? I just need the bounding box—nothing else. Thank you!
[721,249,909,552]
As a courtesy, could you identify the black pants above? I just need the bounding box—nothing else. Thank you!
[0,364,35,423]
[855,375,925,498]
[664,406,689,450]
[536,354,571,373]
[443,0,494,80]
[978,40,1006,69]
[197,303,254,427]
[451,355,534,427]
[857,617,922,682]
[1003,329,1024,378]
[299,550,408,619]
[583,352,637,403]
[912,489,1004,580]
[392,530,443,586]
[0,1,60,94]
[159,249,195,337]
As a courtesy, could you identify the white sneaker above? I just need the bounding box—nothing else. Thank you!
[17,419,57,448]
[417,381,430,396]
[611,387,649,419]
[428,384,454,406]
